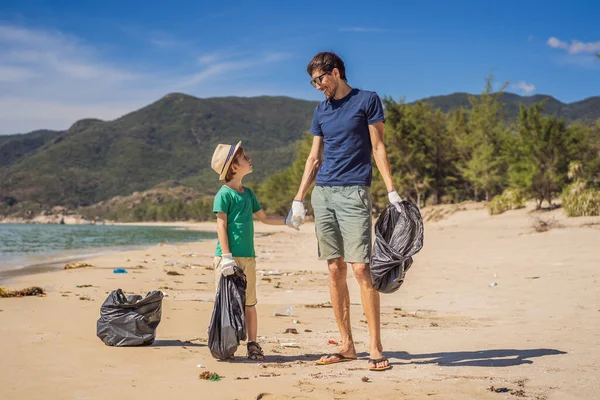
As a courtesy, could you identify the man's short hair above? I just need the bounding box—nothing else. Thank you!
[307,52,347,82]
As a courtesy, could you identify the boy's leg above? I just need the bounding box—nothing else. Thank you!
[245,305,258,342]
[235,257,258,340]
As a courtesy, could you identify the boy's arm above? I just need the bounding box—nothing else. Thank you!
[254,209,285,225]
[216,212,231,253]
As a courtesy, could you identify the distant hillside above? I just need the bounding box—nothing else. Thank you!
[1,90,598,214]
[0,93,318,207]
[414,92,600,122]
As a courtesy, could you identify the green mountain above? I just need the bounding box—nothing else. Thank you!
[1,91,598,213]
[414,92,600,122]
[0,93,318,207]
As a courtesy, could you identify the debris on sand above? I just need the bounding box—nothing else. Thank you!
[236,376,249,380]
[199,371,221,381]
[0,286,45,298]
[284,328,298,334]
[166,271,183,276]
[259,373,281,377]
[64,262,93,270]
[304,302,332,309]
[488,386,509,393]
[79,295,92,301]
[361,376,370,382]
[76,284,93,288]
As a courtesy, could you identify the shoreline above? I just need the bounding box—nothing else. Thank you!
[0,222,221,284]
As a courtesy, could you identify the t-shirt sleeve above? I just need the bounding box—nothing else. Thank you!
[248,189,262,213]
[309,106,323,136]
[213,190,229,214]
[366,92,385,125]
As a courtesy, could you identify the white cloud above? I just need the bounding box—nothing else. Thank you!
[339,27,385,33]
[512,81,535,95]
[0,23,292,134]
[0,66,39,82]
[547,36,600,54]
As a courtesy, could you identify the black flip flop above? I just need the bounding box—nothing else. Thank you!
[316,353,357,365]
[369,356,392,371]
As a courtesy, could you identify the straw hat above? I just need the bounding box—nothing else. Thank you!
[211,141,242,180]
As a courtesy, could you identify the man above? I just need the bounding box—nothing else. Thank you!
[290,52,403,371]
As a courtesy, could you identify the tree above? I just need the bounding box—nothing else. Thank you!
[508,103,590,208]
[457,76,510,201]
[381,99,459,207]
[256,134,314,216]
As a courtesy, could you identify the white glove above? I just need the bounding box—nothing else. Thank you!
[388,190,403,212]
[285,200,306,230]
[285,208,300,231]
[220,253,237,276]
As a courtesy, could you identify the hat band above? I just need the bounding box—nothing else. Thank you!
[220,145,237,174]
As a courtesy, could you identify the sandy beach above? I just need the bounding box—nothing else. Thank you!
[1,204,599,399]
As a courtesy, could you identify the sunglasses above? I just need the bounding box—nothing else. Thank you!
[310,71,330,88]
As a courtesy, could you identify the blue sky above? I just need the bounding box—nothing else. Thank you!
[0,0,598,134]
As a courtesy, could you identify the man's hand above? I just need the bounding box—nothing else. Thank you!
[220,253,237,276]
[285,208,299,231]
[285,200,306,230]
[388,190,403,212]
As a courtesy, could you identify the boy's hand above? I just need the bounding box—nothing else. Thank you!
[220,253,237,276]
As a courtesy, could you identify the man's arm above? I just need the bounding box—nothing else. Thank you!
[369,121,396,192]
[294,136,324,201]
[254,209,285,225]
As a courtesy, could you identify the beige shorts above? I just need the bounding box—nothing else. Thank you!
[213,256,257,307]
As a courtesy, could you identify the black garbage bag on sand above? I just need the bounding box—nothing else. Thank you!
[208,267,247,360]
[370,202,424,294]
[96,289,163,346]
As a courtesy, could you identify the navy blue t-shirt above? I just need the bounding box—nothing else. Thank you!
[310,88,385,187]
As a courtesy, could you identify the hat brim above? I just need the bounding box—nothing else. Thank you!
[219,141,243,180]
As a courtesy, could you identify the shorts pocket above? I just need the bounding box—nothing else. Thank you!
[356,187,371,210]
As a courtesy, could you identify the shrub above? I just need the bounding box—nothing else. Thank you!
[562,181,600,217]
[487,189,526,215]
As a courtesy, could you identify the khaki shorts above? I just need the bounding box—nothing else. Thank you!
[213,256,257,306]
[311,185,372,264]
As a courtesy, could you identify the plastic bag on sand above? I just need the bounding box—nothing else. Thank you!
[208,267,247,360]
[96,289,163,346]
[370,202,424,294]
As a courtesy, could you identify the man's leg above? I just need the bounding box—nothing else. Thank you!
[319,256,357,363]
[351,262,389,370]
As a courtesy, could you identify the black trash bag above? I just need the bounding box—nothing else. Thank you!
[208,267,247,360]
[370,202,424,294]
[96,289,163,346]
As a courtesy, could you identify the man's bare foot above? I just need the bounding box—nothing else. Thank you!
[368,349,391,370]
[316,346,357,365]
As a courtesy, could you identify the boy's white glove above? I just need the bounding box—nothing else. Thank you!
[285,200,306,230]
[388,190,403,212]
[220,253,237,276]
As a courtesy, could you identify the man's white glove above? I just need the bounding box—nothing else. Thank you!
[388,190,403,212]
[220,253,237,276]
[285,200,306,230]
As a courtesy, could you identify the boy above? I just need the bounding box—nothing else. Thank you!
[210,141,300,361]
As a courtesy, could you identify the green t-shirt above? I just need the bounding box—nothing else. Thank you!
[213,185,262,257]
